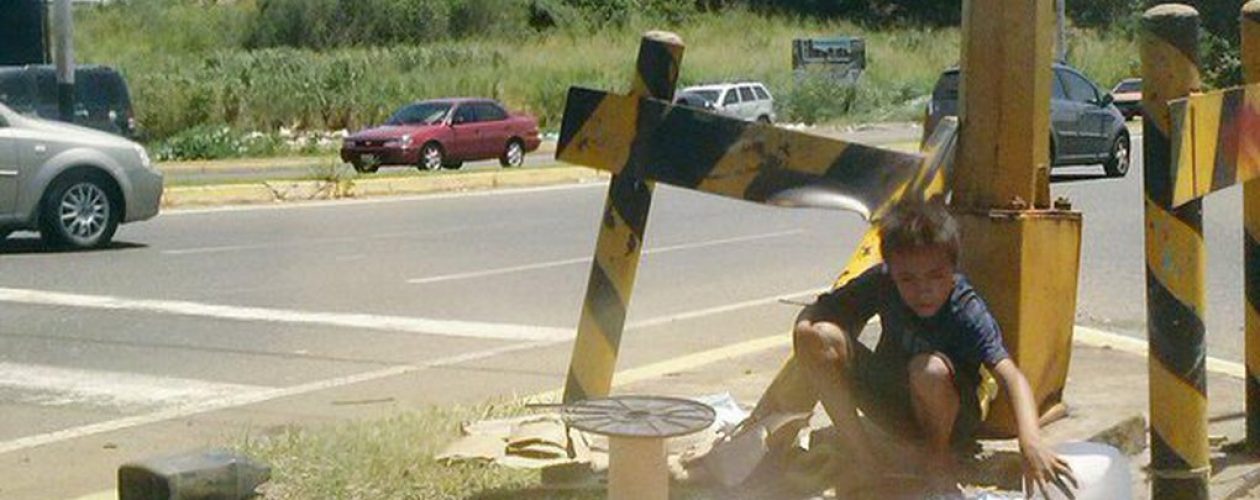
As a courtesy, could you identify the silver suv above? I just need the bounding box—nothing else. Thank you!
[0,102,162,249]
[675,82,776,123]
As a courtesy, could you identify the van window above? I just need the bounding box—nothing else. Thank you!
[738,86,756,102]
[0,72,31,108]
[34,70,57,108]
[753,86,770,100]
[932,71,959,101]
[722,90,739,106]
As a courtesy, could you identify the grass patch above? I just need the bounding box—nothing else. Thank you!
[75,4,1140,149]
[233,401,715,499]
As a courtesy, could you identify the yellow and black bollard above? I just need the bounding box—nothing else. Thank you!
[1142,5,1208,497]
[562,32,684,404]
[1243,0,1260,452]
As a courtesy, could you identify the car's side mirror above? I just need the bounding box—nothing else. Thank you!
[1098,93,1115,107]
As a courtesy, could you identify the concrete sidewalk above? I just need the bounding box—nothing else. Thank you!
[609,327,1260,499]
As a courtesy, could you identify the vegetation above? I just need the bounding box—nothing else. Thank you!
[73,0,1153,160]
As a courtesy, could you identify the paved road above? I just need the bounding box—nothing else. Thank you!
[0,133,1250,498]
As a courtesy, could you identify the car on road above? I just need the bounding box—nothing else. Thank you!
[1110,78,1142,121]
[924,63,1131,177]
[674,82,776,123]
[0,65,139,138]
[0,102,162,249]
[340,98,541,173]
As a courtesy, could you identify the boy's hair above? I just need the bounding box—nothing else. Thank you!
[877,202,961,265]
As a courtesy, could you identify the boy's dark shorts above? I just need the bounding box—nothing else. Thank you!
[845,341,984,452]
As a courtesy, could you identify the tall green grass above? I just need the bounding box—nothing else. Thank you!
[74,5,1139,146]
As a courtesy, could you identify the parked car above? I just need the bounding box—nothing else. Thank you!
[0,102,162,249]
[924,62,1131,177]
[0,65,138,138]
[341,98,541,173]
[1110,78,1142,121]
[674,82,776,123]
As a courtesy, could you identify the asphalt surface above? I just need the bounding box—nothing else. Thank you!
[0,131,1251,498]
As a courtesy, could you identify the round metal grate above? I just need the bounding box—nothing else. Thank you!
[561,395,716,438]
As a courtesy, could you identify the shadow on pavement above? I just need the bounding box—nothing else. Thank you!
[0,237,148,255]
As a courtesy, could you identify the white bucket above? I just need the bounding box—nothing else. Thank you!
[1043,441,1133,500]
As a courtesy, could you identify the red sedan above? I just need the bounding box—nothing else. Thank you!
[341,98,542,173]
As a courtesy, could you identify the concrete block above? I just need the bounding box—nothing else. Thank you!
[118,449,269,500]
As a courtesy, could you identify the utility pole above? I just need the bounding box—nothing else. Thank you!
[53,0,75,122]
[1056,0,1067,61]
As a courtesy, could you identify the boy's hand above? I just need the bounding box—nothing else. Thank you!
[1019,438,1078,499]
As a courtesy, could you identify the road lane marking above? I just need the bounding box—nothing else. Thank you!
[0,287,822,456]
[0,287,571,342]
[626,286,828,330]
[407,229,805,285]
[163,182,604,216]
[160,221,539,253]
[0,341,548,455]
[0,362,267,409]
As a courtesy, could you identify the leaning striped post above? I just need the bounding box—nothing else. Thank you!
[1243,0,1260,452]
[1142,5,1208,497]
[562,32,684,404]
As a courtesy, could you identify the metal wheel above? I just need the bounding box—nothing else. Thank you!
[418,143,444,171]
[351,160,378,174]
[1104,134,1130,178]
[499,140,525,168]
[40,173,119,249]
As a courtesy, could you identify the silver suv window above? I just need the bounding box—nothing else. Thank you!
[738,86,756,102]
[753,86,770,100]
[722,90,739,105]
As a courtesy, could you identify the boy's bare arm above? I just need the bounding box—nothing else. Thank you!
[993,359,1078,498]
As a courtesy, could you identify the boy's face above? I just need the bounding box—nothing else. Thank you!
[885,245,956,318]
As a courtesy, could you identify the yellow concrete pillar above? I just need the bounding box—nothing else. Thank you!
[954,0,1081,436]
[955,0,1054,210]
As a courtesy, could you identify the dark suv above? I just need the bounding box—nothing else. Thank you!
[0,65,137,138]
[924,63,1130,177]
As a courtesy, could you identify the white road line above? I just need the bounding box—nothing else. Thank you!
[0,341,547,455]
[626,287,828,330]
[0,287,823,455]
[163,182,603,216]
[407,229,805,285]
[0,287,570,342]
[161,225,499,256]
[0,362,267,409]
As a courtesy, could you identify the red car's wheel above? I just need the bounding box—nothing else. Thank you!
[418,143,444,172]
[499,140,525,168]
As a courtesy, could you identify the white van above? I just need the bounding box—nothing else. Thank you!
[675,82,776,123]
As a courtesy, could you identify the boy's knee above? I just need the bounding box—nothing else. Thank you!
[793,322,850,366]
[908,353,954,391]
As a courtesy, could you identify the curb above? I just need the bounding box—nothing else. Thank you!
[160,166,609,209]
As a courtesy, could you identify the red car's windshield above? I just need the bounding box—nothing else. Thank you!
[386,102,452,126]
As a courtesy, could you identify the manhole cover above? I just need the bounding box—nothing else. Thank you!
[561,395,716,438]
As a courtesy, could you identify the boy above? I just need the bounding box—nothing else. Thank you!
[788,202,1075,496]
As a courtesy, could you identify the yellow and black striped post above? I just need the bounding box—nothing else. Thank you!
[1243,0,1260,452]
[562,32,684,404]
[1142,5,1208,497]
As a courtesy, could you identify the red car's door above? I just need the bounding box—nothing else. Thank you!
[471,102,512,158]
[446,104,478,160]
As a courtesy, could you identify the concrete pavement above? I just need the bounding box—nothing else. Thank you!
[609,325,1260,499]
